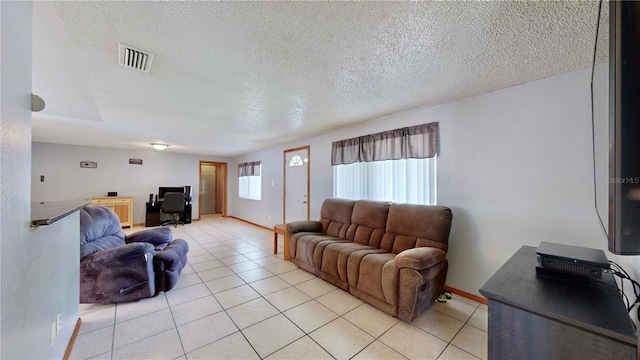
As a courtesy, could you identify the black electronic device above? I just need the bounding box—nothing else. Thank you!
[591,1,640,254]
[107,192,117,197]
[536,241,610,280]
[158,186,185,201]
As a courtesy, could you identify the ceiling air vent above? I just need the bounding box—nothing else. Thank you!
[118,43,154,73]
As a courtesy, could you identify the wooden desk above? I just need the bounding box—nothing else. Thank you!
[89,196,133,227]
[479,246,637,360]
[145,202,192,227]
[273,224,289,260]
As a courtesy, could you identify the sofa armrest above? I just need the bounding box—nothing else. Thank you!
[286,221,323,234]
[126,227,173,246]
[394,247,446,271]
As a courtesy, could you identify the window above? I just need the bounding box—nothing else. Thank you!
[238,161,261,200]
[331,122,438,205]
[333,157,436,204]
[289,155,304,167]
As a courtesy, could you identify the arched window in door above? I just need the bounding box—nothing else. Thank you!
[289,155,304,167]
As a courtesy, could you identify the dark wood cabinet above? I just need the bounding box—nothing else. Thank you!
[480,246,637,360]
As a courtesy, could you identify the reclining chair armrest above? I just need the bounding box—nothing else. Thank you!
[286,221,323,234]
[394,247,447,271]
[83,242,156,264]
[125,227,173,246]
[152,239,189,292]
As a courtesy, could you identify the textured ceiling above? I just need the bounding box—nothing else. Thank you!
[31,1,601,157]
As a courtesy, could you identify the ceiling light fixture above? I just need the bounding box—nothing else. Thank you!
[151,142,169,150]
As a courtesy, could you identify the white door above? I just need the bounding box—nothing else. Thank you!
[200,163,216,215]
[284,147,309,223]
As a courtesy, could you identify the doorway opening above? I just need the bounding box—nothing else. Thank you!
[199,161,227,217]
[283,146,310,224]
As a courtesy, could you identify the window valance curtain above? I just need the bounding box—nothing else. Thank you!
[238,161,261,177]
[331,122,438,166]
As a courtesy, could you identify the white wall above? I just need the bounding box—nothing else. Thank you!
[228,67,640,319]
[1,2,79,358]
[31,143,230,225]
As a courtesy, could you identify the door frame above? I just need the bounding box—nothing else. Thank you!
[283,145,310,223]
[199,161,228,217]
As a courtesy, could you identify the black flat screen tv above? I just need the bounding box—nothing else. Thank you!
[158,186,185,201]
[592,0,640,255]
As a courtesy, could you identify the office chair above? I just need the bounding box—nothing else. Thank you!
[161,192,186,227]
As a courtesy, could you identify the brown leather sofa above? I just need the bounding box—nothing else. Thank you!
[286,198,452,321]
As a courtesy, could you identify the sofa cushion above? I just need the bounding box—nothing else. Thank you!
[319,198,355,238]
[81,234,127,260]
[347,200,390,246]
[383,204,452,253]
[80,206,126,245]
[353,253,399,305]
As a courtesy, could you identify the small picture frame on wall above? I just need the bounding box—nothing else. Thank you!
[129,158,143,165]
[80,161,97,168]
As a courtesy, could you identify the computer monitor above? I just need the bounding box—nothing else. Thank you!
[158,186,184,201]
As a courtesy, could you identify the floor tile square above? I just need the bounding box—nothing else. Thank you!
[219,254,251,265]
[115,294,168,323]
[309,318,374,360]
[197,266,234,282]
[264,286,312,312]
[172,272,203,290]
[190,259,225,272]
[467,307,488,332]
[242,314,305,358]
[204,274,246,294]
[69,326,113,360]
[379,322,447,360]
[450,324,488,360]
[171,295,223,326]
[214,284,261,309]
[177,311,238,353]
[263,261,299,275]
[237,267,275,283]
[187,332,259,360]
[352,340,408,360]
[226,297,280,329]
[343,303,399,337]
[295,278,339,298]
[265,336,333,360]
[278,269,317,285]
[431,297,478,323]
[227,260,261,273]
[78,306,115,335]
[316,289,363,315]
[165,283,211,307]
[284,300,338,333]
[113,308,175,349]
[112,328,183,360]
[410,308,464,342]
[249,276,291,296]
[438,345,481,360]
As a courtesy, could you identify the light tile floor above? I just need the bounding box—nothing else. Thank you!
[71,215,487,360]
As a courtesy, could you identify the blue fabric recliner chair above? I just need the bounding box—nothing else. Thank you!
[79,206,189,303]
